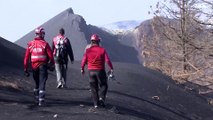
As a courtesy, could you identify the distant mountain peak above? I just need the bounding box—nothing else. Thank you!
[101,20,142,31]
[66,8,74,14]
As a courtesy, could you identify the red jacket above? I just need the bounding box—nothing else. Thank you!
[24,37,54,70]
[81,45,113,70]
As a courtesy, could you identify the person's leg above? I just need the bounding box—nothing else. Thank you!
[61,64,67,88]
[38,65,48,106]
[32,68,39,103]
[89,71,99,108]
[55,63,63,88]
[97,70,108,107]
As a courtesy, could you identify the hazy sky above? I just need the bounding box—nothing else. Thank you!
[0,0,159,42]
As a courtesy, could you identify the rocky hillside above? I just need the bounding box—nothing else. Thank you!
[0,36,25,71]
[129,18,213,92]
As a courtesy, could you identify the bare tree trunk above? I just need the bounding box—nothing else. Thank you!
[180,0,189,74]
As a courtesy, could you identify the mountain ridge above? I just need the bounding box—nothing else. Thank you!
[15,7,140,64]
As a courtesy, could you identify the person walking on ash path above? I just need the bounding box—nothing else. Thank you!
[24,27,54,106]
[52,28,74,89]
[81,34,114,109]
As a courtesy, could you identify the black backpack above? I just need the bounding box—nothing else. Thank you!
[54,37,67,63]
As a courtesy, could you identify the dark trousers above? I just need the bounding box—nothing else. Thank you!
[88,70,108,106]
[32,65,48,102]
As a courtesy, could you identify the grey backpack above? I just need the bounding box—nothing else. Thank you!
[54,37,67,63]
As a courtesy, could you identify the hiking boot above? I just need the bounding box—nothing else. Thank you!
[57,83,62,89]
[94,105,98,109]
[38,100,46,107]
[34,96,39,105]
[62,84,67,89]
[99,98,105,108]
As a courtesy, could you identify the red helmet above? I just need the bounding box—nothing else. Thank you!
[90,34,101,41]
[35,27,45,35]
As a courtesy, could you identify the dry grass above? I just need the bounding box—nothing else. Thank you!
[0,80,21,90]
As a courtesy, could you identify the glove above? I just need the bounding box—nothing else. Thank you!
[24,70,30,77]
[81,69,85,75]
[108,69,115,81]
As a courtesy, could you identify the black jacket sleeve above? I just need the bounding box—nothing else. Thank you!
[66,38,74,62]
[51,40,55,52]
